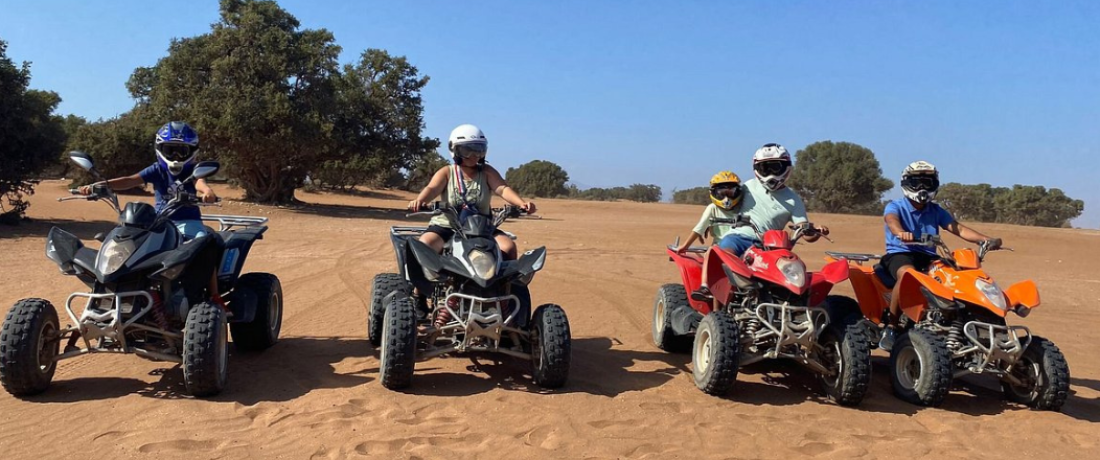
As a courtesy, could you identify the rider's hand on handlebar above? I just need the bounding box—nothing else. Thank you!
[896,231,915,242]
[408,200,428,212]
[522,201,536,214]
[984,237,1002,250]
[816,225,830,236]
[200,191,219,204]
[77,184,95,196]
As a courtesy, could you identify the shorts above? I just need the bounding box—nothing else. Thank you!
[881,251,939,277]
[426,225,506,242]
[718,234,756,257]
[175,220,213,241]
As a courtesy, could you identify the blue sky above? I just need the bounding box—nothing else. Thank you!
[3,1,1097,226]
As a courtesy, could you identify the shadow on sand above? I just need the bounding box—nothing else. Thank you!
[0,218,116,241]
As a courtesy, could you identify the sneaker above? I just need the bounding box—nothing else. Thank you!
[879,327,897,351]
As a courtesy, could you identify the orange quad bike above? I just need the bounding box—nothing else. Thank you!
[656,218,871,406]
[826,235,1070,410]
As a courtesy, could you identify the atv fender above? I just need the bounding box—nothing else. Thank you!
[896,268,955,322]
[216,226,267,291]
[807,258,850,307]
[1005,279,1040,310]
[845,266,888,323]
[704,246,754,308]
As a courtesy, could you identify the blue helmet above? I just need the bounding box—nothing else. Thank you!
[155,121,200,177]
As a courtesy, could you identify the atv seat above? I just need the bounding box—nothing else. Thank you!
[873,263,897,289]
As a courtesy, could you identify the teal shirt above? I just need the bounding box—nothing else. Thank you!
[729,178,808,241]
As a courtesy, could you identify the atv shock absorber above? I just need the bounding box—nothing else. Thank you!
[149,291,170,331]
[945,320,965,351]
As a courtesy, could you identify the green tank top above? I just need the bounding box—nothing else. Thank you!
[429,165,492,229]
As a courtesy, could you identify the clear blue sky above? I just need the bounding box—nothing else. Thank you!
[3,1,1098,226]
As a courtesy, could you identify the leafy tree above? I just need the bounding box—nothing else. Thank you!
[403,152,450,191]
[787,141,893,215]
[993,185,1083,228]
[626,183,662,202]
[673,186,712,205]
[127,0,342,203]
[566,183,662,202]
[505,160,570,198]
[66,107,160,185]
[0,39,66,222]
[936,182,999,222]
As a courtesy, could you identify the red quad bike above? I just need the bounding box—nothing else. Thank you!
[654,217,872,406]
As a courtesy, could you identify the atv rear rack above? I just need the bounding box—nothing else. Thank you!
[825,251,882,265]
[202,214,268,231]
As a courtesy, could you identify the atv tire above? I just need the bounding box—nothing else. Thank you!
[652,284,692,353]
[817,323,872,406]
[183,302,229,397]
[890,328,952,407]
[692,311,740,396]
[1002,336,1070,411]
[370,273,410,347]
[380,295,417,390]
[230,273,283,351]
[0,299,60,396]
[531,304,571,388]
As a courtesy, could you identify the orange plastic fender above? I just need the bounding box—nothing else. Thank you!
[1005,279,1041,310]
[895,268,955,322]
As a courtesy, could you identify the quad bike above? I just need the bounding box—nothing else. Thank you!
[656,217,871,406]
[369,203,570,390]
[0,152,281,398]
[825,236,1069,410]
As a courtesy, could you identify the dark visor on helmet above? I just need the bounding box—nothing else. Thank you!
[454,143,487,159]
[903,175,939,191]
[755,160,789,176]
[711,183,742,199]
[159,143,193,161]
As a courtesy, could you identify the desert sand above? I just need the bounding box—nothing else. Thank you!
[1,180,1097,459]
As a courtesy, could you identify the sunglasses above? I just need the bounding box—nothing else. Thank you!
[904,175,939,191]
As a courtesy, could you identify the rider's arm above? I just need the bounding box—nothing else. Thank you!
[944,221,992,244]
[195,178,218,203]
[79,174,144,195]
[884,213,914,242]
[485,165,533,210]
[677,232,703,253]
[413,167,450,205]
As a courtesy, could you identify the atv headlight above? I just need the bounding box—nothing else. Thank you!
[468,249,497,280]
[776,258,806,288]
[975,279,1007,311]
[96,238,136,275]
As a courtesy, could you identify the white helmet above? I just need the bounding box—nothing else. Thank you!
[448,124,488,164]
[752,143,792,191]
[901,160,940,204]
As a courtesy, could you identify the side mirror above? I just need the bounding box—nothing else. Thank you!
[69,151,95,172]
[191,161,220,180]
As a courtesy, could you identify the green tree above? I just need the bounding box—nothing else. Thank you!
[787,141,894,214]
[626,184,662,202]
[0,39,66,222]
[66,107,160,185]
[993,185,1083,228]
[404,152,450,191]
[673,186,712,205]
[127,0,342,203]
[936,183,1000,222]
[505,160,570,198]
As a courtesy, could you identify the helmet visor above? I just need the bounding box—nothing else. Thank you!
[903,175,939,191]
[711,183,742,199]
[159,143,193,162]
[755,160,789,176]
[454,143,487,159]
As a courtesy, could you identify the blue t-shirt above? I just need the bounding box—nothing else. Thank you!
[883,198,954,255]
[138,163,201,221]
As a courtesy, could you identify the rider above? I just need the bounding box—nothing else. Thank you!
[878,161,1000,351]
[675,171,745,253]
[408,124,536,260]
[79,121,224,306]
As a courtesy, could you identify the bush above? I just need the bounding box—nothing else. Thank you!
[506,160,570,198]
[787,141,893,215]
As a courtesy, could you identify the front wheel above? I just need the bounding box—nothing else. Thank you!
[530,304,571,388]
[817,323,872,406]
[379,296,417,390]
[230,273,283,351]
[369,273,410,347]
[0,299,60,396]
[652,284,692,353]
[1002,336,1070,411]
[890,328,952,407]
[692,311,739,396]
[183,302,229,397]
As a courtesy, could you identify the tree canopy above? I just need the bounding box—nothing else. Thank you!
[505,160,570,198]
[938,183,1083,228]
[787,141,893,215]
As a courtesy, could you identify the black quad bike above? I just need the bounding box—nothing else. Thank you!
[369,204,570,390]
[0,152,282,398]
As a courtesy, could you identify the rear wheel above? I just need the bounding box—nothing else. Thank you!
[0,299,60,396]
[817,323,872,406]
[692,311,739,396]
[652,284,692,353]
[379,296,417,390]
[530,304,571,388]
[1002,336,1070,411]
[183,302,229,397]
[890,328,952,407]
[369,273,410,347]
[230,273,283,351]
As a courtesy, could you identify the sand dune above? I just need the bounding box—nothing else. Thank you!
[1,181,1097,459]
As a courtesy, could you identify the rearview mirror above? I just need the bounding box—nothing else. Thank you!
[191,161,220,180]
[69,151,95,171]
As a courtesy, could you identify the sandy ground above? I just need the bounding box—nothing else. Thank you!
[1,180,1098,459]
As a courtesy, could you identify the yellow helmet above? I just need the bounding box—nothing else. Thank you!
[709,171,743,209]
